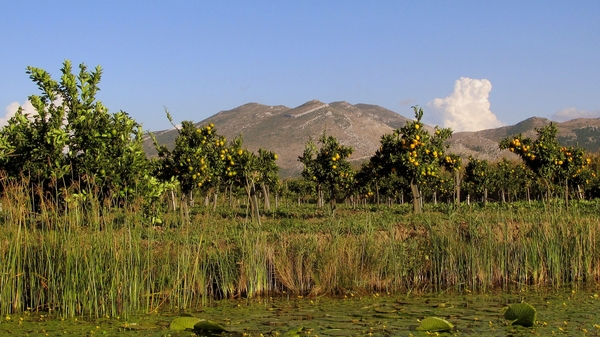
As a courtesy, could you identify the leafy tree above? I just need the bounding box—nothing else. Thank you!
[298,131,353,212]
[463,157,492,204]
[434,172,456,203]
[256,148,279,212]
[0,60,151,206]
[152,114,231,209]
[442,153,462,204]
[376,106,454,213]
[229,142,263,224]
[499,123,590,207]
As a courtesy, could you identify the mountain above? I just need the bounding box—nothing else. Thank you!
[144,100,410,176]
[144,101,600,176]
[447,117,600,161]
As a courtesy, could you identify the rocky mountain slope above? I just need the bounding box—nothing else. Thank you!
[144,100,600,176]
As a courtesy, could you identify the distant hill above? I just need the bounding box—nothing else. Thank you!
[447,117,600,161]
[143,101,600,176]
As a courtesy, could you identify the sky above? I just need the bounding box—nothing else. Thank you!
[1,1,599,132]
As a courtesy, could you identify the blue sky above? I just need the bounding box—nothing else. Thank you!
[1,1,599,131]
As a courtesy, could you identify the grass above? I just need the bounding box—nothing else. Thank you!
[1,181,599,319]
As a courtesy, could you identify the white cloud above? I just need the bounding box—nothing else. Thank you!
[426,77,504,132]
[551,108,600,122]
[1,101,37,128]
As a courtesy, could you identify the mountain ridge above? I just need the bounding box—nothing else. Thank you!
[144,100,600,176]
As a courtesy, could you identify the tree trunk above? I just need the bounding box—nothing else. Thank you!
[577,184,584,200]
[454,170,461,205]
[212,191,218,211]
[410,179,421,214]
[244,179,261,225]
[329,185,337,214]
[170,189,177,211]
[252,186,261,225]
[316,184,323,208]
[262,183,271,212]
[484,188,488,206]
[187,190,195,207]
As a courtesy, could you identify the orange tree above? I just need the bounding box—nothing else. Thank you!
[442,153,462,204]
[578,156,600,198]
[355,143,411,206]
[435,172,457,203]
[355,161,381,205]
[376,106,453,213]
[0,60,152,206]
[560,158,592,200]
[463,157,492,204]
[418,154,461,205]
[256,148,279,212]
[227,140,268,224]
[152,116,228,207]
[499,123,590,206]
[493,159,512,202]
[298,132,353,212]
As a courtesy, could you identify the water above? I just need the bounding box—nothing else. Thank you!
[1,289,599,336]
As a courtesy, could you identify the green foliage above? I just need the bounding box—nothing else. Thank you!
[500,123,589,183]
[298,131,354,208]
[374,106,455,212]
[153,119,228,195]
[0,60,151,205]
[464,157,492,196]
[500,123,591,202]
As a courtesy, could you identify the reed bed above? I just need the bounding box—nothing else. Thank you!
[1,182,599,318]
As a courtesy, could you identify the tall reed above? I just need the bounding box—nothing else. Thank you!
[1,179,599,318]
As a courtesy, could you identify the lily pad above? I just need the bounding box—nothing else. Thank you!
[504,303,536,327]
[170,317,227,332]
[194,319,228,332]
[321,328,353,336]
[170,317,202,331]
[283,326,303,336]
[415,317,455,332]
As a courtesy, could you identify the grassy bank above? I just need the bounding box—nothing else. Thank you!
[1,184,599,318]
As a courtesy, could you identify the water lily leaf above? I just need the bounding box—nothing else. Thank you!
[283,326,303,336]
[415,317,454,332]
[321,328,352,336]
[170,317,202,331]
[504,302,536,327]
[194,319,227,332]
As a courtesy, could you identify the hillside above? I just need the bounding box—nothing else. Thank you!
[144,101,600,176]
[144,100,409,176]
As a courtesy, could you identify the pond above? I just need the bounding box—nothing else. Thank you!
[1,289,599,336]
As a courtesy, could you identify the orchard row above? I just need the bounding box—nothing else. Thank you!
[0,61,596,219]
